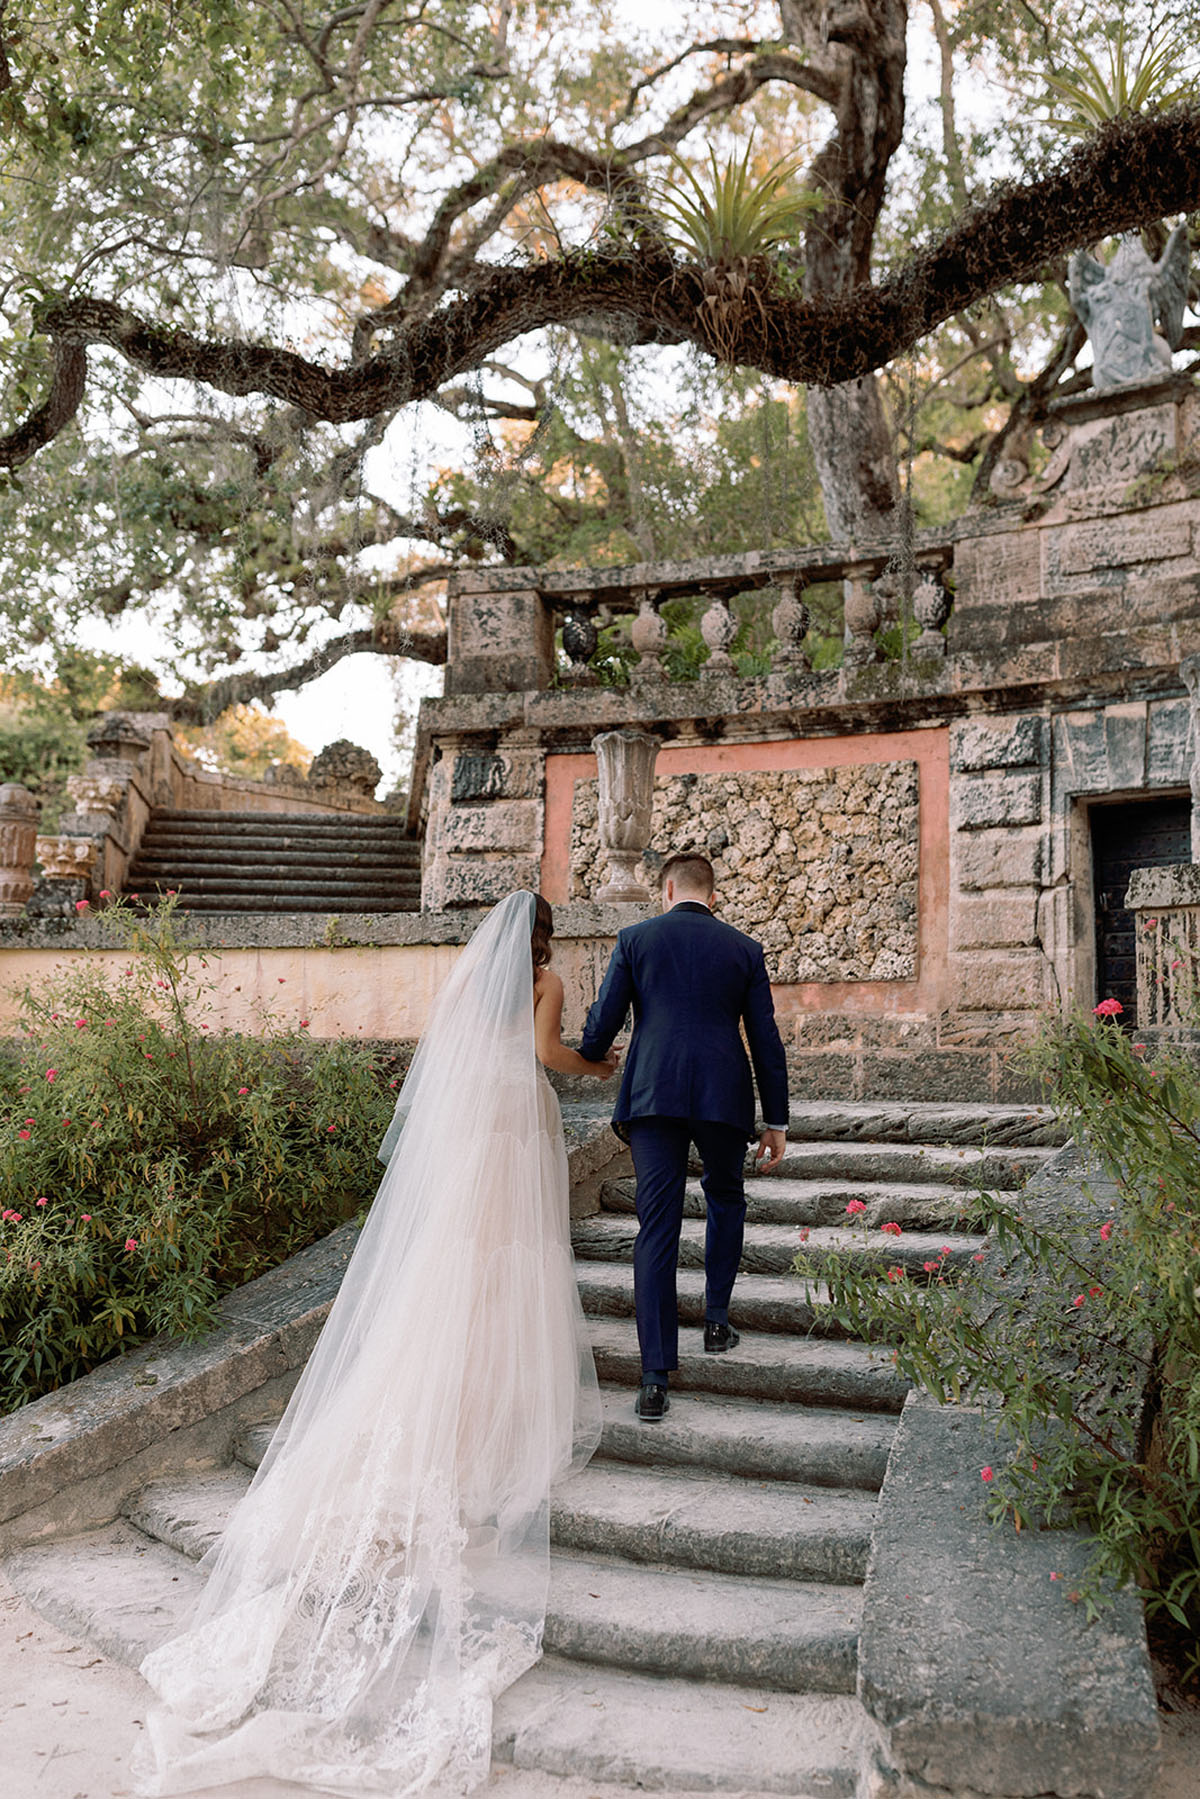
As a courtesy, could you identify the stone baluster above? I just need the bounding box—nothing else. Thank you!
[912,566,953,660]
[561,608,599,684]
[843,563,881,668]
[771,576,811,672]
[0,784,40,916]
[593,729,661,902]
[629,588,667,684]
[700,594,738,674]
[1181,653,1200,863]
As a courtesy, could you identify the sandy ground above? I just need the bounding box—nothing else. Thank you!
[3,1568,1198,1799]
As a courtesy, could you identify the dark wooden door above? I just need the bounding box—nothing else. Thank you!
[1091,796,1191,1022]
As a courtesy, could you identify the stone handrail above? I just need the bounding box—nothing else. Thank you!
[1125,863,1200,1030]
[444,534,956,695]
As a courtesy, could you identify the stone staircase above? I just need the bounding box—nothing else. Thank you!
[124,809,422,912]
[3,1100,1068,1795]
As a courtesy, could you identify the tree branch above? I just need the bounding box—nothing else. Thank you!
[166,612,447,725]
[6,107,1200,470]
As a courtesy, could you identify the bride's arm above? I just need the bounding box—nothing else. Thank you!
[534,970,618,1079]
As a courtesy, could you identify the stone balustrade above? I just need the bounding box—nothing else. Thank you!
[445,535,956,696]
[1126,863,1200,1030]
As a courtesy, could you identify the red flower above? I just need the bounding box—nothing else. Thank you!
[74,899,89,913]
[981,1466,994,1482]
[237,1087,249,1096]
[1144,918,1157,930]
[972,1252,985,1262]
[923,1259,940,1272]
[35,1197,48,1207]
[1072,1294,1085,1307]
[75,1018,87,1029]
[81,1214,91,1222]
[845,1199,867,1215]
[1092,998,1123,1017]
[1099,1221,1113,1241]
[45,1069,56,1083]
[885,1265,905,1282]
[326,1123,337,1133]
[124,1237,139,1252]
[880,1221,902,1236]
[98,889,112,899]
[17,1130,29,1140]
[299,1019,310,1029]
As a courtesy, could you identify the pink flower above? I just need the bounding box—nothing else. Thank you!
[1089,1285,1102,1297]
[74,899,89,913]
[36,1196,48,1206]
[166,888,177,895]
[45,1069,56,1083]
[237,1087,249,1096]
[981,1466,994,1482]
[940,1246,952,1256]
[17,1129,29,1140]
[278,977,286,984]
[326,1124,337,1133]
[1072,1294,1085,1307]
[798,1226,810,1242]
[124,1237,138,1252]
[1092,998,1123,1017]
[885,1265,905,1282]
[972,1252,985,1262]
[845,1199,867,1215]
[103,1019,115,1027]
[81,1214,91,1222]
[299,1019,310,1029]
[98,889,111,899]
[1050,1571,1062,1581]
[1144,918,1157,930]
[923,1259,939,1272]
[1099,1221,1113,1241]
[880,1221,902,1236]
[75,1018,87,1029]
[1171,959,1183,972]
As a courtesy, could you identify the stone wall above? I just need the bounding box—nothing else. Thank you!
[569,764,919,982]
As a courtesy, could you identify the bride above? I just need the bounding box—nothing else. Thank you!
[134,890,613,1796]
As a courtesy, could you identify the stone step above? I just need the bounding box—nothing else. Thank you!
[131,855,420,879]
[772,1138,1048,1189]
[553,1460,877,1583]
[588,1318,908,1412]
[783,1099,1069,1149]
[234,1386,897,1492]
[130,1456,876,1587]
[602,1173,980,1231]
[125,895,418,913]
[494,1656,868,1797]
[126,873,416,899]
[596,1387,895,1490]
[149,810,415,831]
[0,1527,867,1793]
[576,1260,854,1337]
[573,1214,987,1280]
[136,831,420,856]
[545,1551,860,1693]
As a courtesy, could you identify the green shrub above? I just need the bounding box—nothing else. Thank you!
[795,1003,1200,1671]
[0,896,403,1412]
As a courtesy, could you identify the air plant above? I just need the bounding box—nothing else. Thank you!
[1043,23,1196,136]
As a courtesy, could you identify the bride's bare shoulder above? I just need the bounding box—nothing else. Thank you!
[533,966,563,1004]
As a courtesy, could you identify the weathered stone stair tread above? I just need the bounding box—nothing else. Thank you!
[553,1460,876,1582]
[149,809,416,829]
[588,1317,908,1411]
[134,895,412,913]
[602,1172,981,1230]
[574,1214,986,1277]
[4,1520,201,1667]
[495,1655,867,1796]
[784,1100,1069,1148]
[773,1138,1048,1188]
[126,1467,251,1562]
[545,1552,860,1692]
[236,1387,898,1492]
[576,1258,854,1337]
[134,846,419,869]
[129,874,414,897]
[597,1387,895,1489]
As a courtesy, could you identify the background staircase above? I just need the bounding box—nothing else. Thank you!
[3,1099,1067,1795]
[124,809,421,913]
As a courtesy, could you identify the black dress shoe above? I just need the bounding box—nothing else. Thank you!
[635,1382,669,1421]
[704,1321,740,1353]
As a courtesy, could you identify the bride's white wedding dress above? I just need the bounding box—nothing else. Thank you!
[134,892,601,1796]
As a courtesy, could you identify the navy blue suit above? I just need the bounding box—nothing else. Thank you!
[580,902,789,1376]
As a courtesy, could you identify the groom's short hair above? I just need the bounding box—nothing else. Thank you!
[661,852,714,898]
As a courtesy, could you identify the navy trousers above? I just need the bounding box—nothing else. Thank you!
[625,1117,749,1375]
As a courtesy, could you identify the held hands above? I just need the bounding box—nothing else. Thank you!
[592,1044,623,1082]
[753,1128,786,1174]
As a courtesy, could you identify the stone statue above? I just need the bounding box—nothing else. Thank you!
[1068,225,1189,391]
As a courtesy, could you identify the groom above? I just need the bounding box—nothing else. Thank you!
[579,852,789,1420]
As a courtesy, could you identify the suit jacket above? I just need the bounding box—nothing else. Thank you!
[579,901,789,1140]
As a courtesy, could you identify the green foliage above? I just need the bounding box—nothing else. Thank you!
[795,1007,1200,1667]
[654,145,819,265]
[1044,24,1197,136]
[0,896,402,1412]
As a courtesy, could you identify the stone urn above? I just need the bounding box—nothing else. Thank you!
[593,730,661,902]
[0,783,40,915]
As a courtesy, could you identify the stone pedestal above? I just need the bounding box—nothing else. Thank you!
[445,580,555,695]
[593,730,661,903]
[0,784,40,915]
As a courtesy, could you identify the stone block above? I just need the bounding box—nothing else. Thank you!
[952,827,1044,891]
[445,586,554,695]
[858,1051,992,1105]
[450,751,541,803]
[950,889,1041,951]
[1146,697,1191,788]
[437,856,541,908]
[788,1012,861,1051]
[852,1014,938,1052]
[948,948,1048,1012]
[1042,509,1192,595]
[785,1051,860,1101]
[950,714,1047,774]
[440,800,540,853]
[937,1010,1040,1050]
[952,772,1042,832]
[950,530,1041,615]
[1103,701,1149,791]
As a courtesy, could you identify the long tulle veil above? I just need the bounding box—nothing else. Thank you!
[134,890,601,1795]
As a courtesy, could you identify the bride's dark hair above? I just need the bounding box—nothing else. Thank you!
[531,894,554,971]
